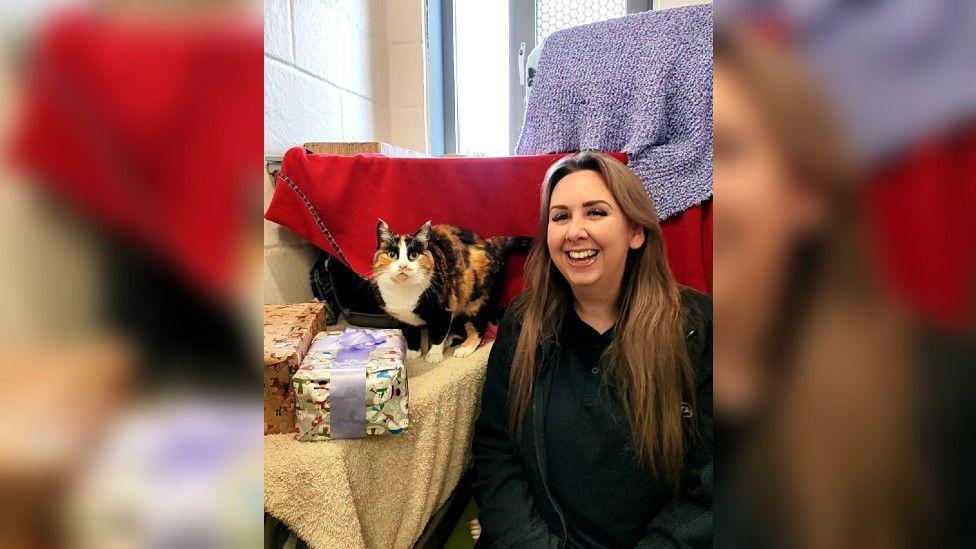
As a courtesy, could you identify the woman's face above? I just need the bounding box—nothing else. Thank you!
[713,62,825,414]
[546,170,644,301]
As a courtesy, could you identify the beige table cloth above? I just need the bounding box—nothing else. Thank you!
[264,341,491,549]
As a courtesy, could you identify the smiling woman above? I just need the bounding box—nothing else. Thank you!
[471,151,713,548]
[546,170,646,328]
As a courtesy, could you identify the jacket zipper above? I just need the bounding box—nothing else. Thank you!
[533,358,568,546]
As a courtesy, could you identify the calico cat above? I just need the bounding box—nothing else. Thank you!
[371,219,530,364]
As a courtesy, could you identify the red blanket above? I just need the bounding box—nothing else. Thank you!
[865,126,976,331]
[11,13,263,301]
[265,147,712,306]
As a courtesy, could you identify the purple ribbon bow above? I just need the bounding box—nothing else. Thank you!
[329,329,387,438]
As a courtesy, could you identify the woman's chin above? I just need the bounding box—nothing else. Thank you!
[562,271,601,289]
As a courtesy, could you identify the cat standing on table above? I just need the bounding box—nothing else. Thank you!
[371,220,529,363]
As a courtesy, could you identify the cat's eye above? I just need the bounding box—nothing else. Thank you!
[408,252,418,261]
[387,251,397,259]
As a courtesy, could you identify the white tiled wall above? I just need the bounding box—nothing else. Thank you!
[264,0,430,303]
[263,0,428,155]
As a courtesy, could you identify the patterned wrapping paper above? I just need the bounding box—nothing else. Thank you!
[294,328,409,441]
[263,303,327,435]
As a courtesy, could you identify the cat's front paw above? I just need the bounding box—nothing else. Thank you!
[406,349,422,361]
[425,344,445,364]
[453,344,478,358]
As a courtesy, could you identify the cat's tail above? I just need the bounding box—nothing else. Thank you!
[485,236,532,324]
[488,236,532,256]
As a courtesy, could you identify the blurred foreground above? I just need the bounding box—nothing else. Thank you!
[0,1,262,548]
[715,2,975,548]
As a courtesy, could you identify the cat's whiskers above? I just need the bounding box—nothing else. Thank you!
[421,273,444,294]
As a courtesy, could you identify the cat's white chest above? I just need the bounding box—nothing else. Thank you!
[378,281,426,326]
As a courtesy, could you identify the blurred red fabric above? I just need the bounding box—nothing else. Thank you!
[865,126,976,331]
[10,12,263,301]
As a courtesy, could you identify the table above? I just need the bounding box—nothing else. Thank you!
[264,341,491,549]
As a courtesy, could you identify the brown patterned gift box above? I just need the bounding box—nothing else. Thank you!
[263,302,327,434]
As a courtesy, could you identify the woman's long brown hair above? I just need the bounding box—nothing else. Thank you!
[509,151,697,492]
[715,28,932,549]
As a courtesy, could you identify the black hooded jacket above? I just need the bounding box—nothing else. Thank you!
[471,289,713,548]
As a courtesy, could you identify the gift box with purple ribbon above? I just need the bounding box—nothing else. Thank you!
[293,327,409,441]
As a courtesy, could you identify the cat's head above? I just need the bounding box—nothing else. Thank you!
[372,219,434,286]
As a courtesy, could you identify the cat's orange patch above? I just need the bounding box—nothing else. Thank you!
[469,248,488,275]
[459,321,480,347]
[433,226,461,256]
[373,252,395,272]
[416,252,434,273]
[463,296,487,316]
[454,248,485,307]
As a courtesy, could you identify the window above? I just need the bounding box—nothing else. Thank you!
[454,0,510,157]
[428,1,651,157]
[508,0,650,151]
[536,0,627,44]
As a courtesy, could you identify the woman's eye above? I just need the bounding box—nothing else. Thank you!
[551,213,568,222]
[387,251,397,259]
[588,209,607,217]
[408,252,418,261]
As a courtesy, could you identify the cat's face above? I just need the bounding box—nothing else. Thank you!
[373,219,435,286]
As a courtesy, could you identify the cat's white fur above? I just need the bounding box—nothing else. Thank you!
[426,342,445,364]
[377,238,427,326]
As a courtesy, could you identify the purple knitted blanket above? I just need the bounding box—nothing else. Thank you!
[516,5,713,220]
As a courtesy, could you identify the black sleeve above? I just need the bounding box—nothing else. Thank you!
[637,307,713,549]
[471,309,560,549]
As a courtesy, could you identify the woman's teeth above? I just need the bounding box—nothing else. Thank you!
[565,250,598,267]
[567,250,598,260]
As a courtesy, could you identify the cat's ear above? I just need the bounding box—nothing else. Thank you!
[376,218,393,246]
[414,220,432,244]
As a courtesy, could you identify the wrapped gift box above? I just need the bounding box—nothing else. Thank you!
[294,328,409,441]
[263,302,327,434]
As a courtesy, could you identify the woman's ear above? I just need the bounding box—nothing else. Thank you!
[629,223,646,249]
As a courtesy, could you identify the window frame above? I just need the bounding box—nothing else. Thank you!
[429,0,653,156]
[508,0,652,152]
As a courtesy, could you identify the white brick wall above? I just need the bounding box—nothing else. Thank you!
[264,0,430,303]
[264,0,428,155]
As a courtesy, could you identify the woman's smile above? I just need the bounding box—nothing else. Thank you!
[564,249,600,267]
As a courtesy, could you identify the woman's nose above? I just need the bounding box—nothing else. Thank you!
[567,218,588,241]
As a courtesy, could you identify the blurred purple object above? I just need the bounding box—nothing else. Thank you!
[720,0,976,162]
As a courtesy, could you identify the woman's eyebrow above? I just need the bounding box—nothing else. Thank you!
[549,200,614,211]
